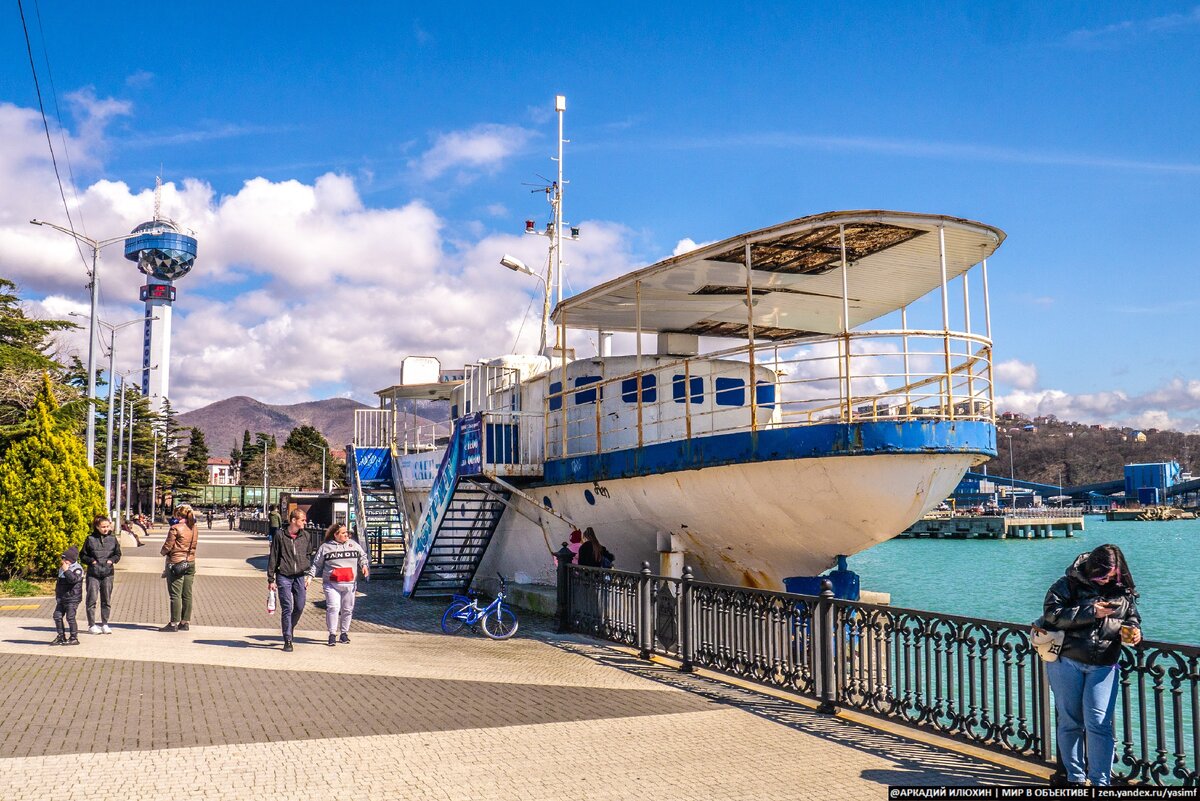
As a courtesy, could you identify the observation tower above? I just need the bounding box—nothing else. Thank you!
[123,193,197,410]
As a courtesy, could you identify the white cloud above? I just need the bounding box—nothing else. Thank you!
[0,98,640,412]
[994,358,1039,390]
[996,377,1200,433]
[410,124,534,181]
[672,237,714,256]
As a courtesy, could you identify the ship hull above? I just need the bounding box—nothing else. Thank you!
[405,450,981,590]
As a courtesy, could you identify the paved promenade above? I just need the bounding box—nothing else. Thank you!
[0,528,1038,799]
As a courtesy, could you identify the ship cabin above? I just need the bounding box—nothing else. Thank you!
[378,210,1003,478]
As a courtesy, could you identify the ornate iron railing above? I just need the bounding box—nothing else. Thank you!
[555,552,1198,786]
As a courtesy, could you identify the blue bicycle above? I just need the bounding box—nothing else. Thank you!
[440,575,519,640]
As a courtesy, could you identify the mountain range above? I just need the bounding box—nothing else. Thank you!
[177,396,370,456]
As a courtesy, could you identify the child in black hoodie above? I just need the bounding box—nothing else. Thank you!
[52,545,84,645]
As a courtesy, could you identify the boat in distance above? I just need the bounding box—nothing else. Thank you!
[349,208,1004,596]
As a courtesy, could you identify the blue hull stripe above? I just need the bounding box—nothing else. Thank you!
[542,420,996,486]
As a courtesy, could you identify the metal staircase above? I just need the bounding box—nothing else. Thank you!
[347,440,408,577]
[360,479,406,575]
[407,478,509,597]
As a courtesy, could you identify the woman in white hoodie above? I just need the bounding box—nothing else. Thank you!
[307,523,370,646]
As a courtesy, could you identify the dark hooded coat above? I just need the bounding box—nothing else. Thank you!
[1042,552,1141,666]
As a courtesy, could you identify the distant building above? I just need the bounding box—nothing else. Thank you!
[207,457,237,485]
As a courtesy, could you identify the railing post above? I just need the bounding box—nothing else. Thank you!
[817,578,838,714]
[1038,658,1054,764]
[639,561,653,660]
[555,542,575,633]
[680,565,694,673]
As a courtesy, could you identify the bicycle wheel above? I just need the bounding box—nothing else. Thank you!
[441,601,469,634]
[481,604,519,640]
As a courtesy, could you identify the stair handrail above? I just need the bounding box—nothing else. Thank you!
[404,417,468,595]
[485,473,581,532]
[346,445,372,561]
[389,442,415,541]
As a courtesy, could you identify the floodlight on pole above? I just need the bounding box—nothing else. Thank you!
[32,219,162,467]
[499,255,550,353]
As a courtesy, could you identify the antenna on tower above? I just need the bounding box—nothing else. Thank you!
[153,174,163,222]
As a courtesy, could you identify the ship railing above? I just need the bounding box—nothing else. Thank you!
[395,419,450,455]
[353,409,393,448]
[478,410,544,475]
[556,556,1199,786]
[544,329,994,460]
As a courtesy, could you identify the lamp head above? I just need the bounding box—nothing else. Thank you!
[500,254,529,274]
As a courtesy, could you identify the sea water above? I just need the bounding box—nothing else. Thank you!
[849,517,1199,645]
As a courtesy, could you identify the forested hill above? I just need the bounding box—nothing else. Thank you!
[986,415,1200,487]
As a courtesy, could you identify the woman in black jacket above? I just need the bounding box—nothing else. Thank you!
[1042,544,1141,787]
[80,515,121,634]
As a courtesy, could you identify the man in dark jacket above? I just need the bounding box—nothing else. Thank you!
[266,508,316,651]
[81,516,122,634]
[52,546,84,645]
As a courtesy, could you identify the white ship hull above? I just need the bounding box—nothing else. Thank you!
[401,450,979,589]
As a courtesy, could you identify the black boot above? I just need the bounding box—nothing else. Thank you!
[283,639,294,652]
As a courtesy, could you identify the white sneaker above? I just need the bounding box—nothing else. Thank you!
[88,624,102,635]
[101,624,112,634]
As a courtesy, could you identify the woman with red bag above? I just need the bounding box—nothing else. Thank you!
[307,523,369,646]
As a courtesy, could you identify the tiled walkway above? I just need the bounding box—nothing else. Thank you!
[0,529,1038,800]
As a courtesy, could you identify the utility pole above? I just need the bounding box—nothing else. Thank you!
[126,403,135,516]
[262,445,269,516]
[151,425,159,524]
[114,379,127,522]
[321,446,327,494]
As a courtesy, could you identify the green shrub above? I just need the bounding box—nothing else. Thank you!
[0,375,104,578]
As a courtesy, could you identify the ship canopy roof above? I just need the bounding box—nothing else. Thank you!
[551,210,1004,341]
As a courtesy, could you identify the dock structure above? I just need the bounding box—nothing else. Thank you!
[899,512,1084,539]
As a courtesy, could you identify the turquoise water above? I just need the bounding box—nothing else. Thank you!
[849,517,1199,646]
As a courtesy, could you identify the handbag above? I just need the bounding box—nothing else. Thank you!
[169,560,192,579]
[1030,619,1065,662]
[329,566,355,583]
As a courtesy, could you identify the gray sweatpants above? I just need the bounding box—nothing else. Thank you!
[323,582,356,634]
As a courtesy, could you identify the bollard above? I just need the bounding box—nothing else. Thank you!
[639,561,653,660]
[554,542,575,633]
[680,565,694,673]
[816,578,838,714]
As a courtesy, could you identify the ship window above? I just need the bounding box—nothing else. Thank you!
[672,375,703,405]
[756,381,776,409]
[549,382,562,412]
[715,377,746,406]
[621,374,657,403]
[574,376,602,405]
[451,404,459,419]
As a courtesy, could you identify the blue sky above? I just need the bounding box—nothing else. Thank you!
[1,2,1198,427]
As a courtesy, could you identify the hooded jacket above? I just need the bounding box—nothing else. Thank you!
[81,532,122,578]
[55,561,84,602]
[1042,552,1141,666]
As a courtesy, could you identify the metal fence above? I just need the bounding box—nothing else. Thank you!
[556,552,1198,786]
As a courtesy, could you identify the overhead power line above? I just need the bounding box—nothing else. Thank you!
[17,0,91,275]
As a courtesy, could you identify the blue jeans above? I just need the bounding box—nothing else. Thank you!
[276,574,307,641]
[1046,655,1120,785]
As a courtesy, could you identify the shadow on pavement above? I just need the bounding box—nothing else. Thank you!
[547,641,1040,788]
[194,638,278,650]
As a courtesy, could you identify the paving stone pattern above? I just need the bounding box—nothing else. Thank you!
[0,534,1039,799]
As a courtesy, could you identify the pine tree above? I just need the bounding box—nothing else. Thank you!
[181,427,210,486]
[0,375,104,578]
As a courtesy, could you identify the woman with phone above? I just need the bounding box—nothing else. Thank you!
[1042,544,1141,787]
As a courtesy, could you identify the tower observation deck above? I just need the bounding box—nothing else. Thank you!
[124,217,197,410]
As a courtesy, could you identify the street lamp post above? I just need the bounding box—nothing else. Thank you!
[321,446,327,494]
[1006,433,1015,509]
[114,379,127,521]
[78,313,156,512]
[31,220,153,467]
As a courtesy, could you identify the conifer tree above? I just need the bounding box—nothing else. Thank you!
[0,375,104,578]
[181,427,210,486]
